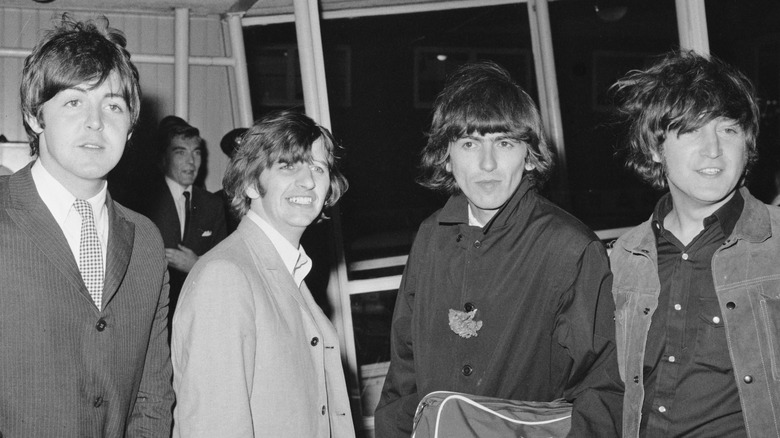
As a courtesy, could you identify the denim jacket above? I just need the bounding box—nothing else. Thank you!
[610,188,780,438]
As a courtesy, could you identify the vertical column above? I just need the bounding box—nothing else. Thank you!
[676,0,710,54]
[227,13,254,127]
[174,7,190,120]
[527,0,568,190]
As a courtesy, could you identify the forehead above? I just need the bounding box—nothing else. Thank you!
[168,135,202,151]
[456,132,514,141]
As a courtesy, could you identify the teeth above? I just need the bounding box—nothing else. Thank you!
[288,196,313,205]
[699,168,721,175]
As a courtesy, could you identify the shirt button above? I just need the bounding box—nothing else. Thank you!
[674,304,682,311]
[658,406,667,413]
[464,302,475,312]
[712,316,721,324]
[96,319,107,332]
[462,364,473,376]
[744,375,753,384]
[473,240,481,248]
[668,356,676,363]
[93,396,103,408]
[681,253,689,261]
[310,337,319,346]
[321,405,326,415]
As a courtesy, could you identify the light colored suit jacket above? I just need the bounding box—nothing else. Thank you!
[0,163,174,437]
[172,216,356,438]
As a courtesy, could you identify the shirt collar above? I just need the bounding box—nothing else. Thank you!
[31,159,108,226]
[438,177,535,233]
[652,190,744,238]
[245,210,311,287]
[165,176,191,198]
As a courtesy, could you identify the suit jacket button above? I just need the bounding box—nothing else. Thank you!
[96,319,107,332]
[311,337,319,346]
[464,302,475,312]
[462,364,473,376]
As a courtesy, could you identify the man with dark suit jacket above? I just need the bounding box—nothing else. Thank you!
[144,116,227,313]
[0,16,174,436]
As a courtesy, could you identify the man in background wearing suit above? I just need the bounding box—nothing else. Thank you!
[171,110,355,437]
[144,116,226,313]
[0,16,174,436]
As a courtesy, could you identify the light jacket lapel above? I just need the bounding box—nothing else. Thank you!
[237,218,316,320]
[102,195,134,307]
[6,164,87,299]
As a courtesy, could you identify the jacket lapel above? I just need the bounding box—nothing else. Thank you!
[6,164,87,298]
[102,195,134,307]
[237,218,315,320]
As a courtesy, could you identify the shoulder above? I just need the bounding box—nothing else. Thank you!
[113,200,164,244]
[193,186,223,206]
[528,192,600,249]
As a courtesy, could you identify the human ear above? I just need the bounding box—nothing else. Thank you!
[245,185,260,199]
[25,113,44,134]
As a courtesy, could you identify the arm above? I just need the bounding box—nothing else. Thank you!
[374,264,419,438]
[126,268,175,437]
[171,260,257,438]
[556,241,624,437]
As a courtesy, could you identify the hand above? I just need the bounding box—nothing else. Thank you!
[165,244,199,272]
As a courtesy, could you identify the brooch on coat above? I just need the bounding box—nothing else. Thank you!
[448,308,483,338]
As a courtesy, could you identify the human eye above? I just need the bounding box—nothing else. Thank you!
[278,161,296,170]
[309,163,326,174]
[64,99,80,108]
[498,139,517,148]
[457,139,475,149]
[107,102,125,113]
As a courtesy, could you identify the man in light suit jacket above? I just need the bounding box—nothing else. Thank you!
[143,116,227,313]
[0,16,174,436]
[172,110,355,437]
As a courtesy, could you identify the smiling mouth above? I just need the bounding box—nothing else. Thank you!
[81,143,103,149]
[697,168,722,176]
[288,196,314,205]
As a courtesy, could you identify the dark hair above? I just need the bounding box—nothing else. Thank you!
[157,115,203,155]
[611,50,760,189]
[220,127,249,159]
[419,61,554,194]
[223,110,349,218]
[20,15,140,156]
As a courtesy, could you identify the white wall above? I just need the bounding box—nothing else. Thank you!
[0,7,241,191]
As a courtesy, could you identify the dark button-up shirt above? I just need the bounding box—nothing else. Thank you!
[642,191,746,437]
[375,178,624,437]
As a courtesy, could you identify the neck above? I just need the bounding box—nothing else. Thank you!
[664,192,735,246]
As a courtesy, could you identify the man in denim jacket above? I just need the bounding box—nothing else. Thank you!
[610,50,780,437]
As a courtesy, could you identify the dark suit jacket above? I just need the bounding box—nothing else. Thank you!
[0,163,174,437]
[143,181,227,311]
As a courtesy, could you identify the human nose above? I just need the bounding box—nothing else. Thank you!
[85,105,104,131]
[700,126,722,158]
[479,144,497,171]
[296,166,316,189]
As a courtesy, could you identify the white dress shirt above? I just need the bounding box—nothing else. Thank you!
[30,160,108,269]
[165,176,192,240]
[245,210,311,288]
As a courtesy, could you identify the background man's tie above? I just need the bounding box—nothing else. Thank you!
[183,190,191,242]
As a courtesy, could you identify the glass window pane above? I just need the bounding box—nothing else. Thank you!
[548,0,679,230]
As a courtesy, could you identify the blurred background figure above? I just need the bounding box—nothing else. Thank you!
[217,127,248,233]
[142,115,226,315]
